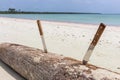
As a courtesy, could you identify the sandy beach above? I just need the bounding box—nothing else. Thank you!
[0,17,120,74]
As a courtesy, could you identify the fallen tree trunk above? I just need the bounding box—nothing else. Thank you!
[0,43,120,80]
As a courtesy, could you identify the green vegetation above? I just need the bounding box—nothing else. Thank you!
[0,8,101,14]
[0,11,101,14]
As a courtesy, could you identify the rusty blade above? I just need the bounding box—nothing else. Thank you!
[37,20,48,53]
[37,20,43,35]
[82,23,106,65]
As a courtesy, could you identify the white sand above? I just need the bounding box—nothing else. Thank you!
[0,17,120,74]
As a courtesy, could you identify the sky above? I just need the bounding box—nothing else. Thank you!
[0,0,120,13]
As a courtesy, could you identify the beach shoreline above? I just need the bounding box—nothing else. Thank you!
[0,17,120,73]
[1,16,120,27]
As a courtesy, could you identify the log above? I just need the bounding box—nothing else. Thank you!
[0,43,120,80]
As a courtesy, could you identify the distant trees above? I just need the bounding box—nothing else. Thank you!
[8,8,16,12]
[7,8,22,13]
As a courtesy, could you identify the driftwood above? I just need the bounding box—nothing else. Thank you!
[0,43,120,80]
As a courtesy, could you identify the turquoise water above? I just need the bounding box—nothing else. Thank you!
[0,14,120,26]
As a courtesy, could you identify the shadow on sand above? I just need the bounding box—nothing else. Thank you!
[0,60,26,80]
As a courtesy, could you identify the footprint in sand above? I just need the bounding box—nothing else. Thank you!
[119,41,120,44]
[82,35,85,37]
[57,26,60,28]
[61,39,64,42]
[117,67,120,69]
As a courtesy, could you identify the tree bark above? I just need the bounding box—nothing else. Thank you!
[0,43,120,80]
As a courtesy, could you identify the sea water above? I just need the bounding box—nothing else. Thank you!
[0,14,120,26]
